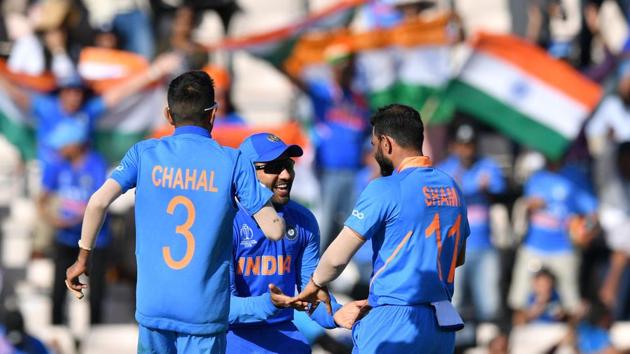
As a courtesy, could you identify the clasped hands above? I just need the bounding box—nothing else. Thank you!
[269,279,371,329]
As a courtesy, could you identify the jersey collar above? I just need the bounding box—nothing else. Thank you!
[397,156,432,172]
[173,125,211,138]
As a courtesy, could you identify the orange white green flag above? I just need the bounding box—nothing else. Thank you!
[444,32,603,160]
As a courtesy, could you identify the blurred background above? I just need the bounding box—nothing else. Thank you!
[0,0,629,353]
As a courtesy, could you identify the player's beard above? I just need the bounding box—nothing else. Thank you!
[374,147,394,176]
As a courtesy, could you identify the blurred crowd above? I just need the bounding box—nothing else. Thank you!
[0,0,629,353]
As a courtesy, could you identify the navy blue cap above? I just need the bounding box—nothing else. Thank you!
[239,133,303,163]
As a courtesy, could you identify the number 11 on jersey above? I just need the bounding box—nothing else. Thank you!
[425,213,462,283]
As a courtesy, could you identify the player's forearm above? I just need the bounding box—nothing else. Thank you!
[312,227,365,286]
[78,179,122,250]
[228,293,279,324]
[79,195,109,250]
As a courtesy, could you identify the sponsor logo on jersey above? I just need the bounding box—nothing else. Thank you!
[352,209,365,220]
[239,224,257,248]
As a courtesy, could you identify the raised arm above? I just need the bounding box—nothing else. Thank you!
[65,179,122,298]
[101,52,182,109]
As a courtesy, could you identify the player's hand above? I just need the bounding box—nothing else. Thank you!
[65,252,90,300]
[333,299,371,329]
[268,284,308,311]
[291,278,332,315]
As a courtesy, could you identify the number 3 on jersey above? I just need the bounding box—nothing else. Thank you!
[163,195,196,270]
[425,213,462,283]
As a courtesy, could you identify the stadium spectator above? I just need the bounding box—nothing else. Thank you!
[204,65,246,126]
[572,300,620,354]
[514,268,566,325]
[82,0,154,59]
[597,140,630,320]
[287,42,370,250]
[439,124,506,322]
[38,120,110,325]
[0,309,49,354]
[0,52,181,167]
[509,156,599,315]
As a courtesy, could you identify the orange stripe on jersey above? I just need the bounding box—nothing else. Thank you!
[369,231,413,289]
[397,156,432,172]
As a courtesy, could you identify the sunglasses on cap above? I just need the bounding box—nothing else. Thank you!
[255,159,295,174]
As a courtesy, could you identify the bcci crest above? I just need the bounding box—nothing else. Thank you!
[286,226,297,240]
[267,134,280,143]
[239,224,257,247]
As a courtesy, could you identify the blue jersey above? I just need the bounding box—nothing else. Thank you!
[438,155,505,251]
[110,126,272,335]
[345,156,470,307]
[308,80,370,170]
[229,200,339,329]
[41,151,110,248]
[31,95,105,165]
[524,168,597,253]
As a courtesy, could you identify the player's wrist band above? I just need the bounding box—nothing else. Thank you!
[311,277,325,289]
[77,240,92,252]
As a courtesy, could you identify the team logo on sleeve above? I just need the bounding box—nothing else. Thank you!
[352,209,365,220]
[286,226,297,240]
[239,224,257,248]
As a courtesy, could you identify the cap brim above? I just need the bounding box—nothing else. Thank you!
[256,144,303,162]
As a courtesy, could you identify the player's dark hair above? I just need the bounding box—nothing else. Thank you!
[167,71,215,126]
[370,104,424,151]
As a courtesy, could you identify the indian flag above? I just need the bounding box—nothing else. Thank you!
[445,32,602,160]
[354,14,453,115]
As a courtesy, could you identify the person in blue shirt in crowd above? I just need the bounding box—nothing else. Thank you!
[509,155,599,316]
[36,120,110,325]
[294,104,470,354]
[286,42,371,250]
[574,300,620,354]
[227,132,369,354]
[514,268,566,324]
[0,53,180,165]
[64,71,286,354]
[438,124,506,322]
[1,309,49,354]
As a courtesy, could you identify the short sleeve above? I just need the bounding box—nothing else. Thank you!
[109,143,140,193]
[84,97,107,121]
[232,152,273,215]
[41,162,60,192]
[344,179,395,240]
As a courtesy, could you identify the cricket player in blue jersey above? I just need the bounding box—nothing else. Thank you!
[226,133,369,354]
[294,104,470,354]
[65,71,286,353]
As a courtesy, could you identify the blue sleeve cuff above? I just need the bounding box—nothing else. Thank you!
[260,292,280,317]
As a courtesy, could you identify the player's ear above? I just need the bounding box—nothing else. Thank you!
[164,106,175,126]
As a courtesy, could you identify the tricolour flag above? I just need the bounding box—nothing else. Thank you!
[445,32,602,160]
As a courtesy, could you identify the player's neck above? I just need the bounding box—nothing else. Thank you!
[391,149,423,171]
